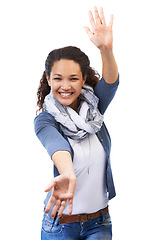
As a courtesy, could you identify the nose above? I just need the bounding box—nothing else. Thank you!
[60,80,71,91]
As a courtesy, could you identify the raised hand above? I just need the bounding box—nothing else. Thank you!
[84,6,114,50]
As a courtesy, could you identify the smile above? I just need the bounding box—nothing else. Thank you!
[59,92,74,97]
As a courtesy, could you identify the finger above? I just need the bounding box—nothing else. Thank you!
[84,26,93,39]
[45,179,56,192]
[51,199,61,218]
[100,7,106,25]
[68,199,73,215]
[58,200,66,217]
[45,195,55,214]
[45,175,62,192]
[88,10,96,31]
[109,14,114,27]
[94,6,102,25]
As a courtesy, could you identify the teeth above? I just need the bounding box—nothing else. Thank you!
[60,93,72,96]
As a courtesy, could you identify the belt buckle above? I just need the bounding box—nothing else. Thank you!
[86,214,90,221]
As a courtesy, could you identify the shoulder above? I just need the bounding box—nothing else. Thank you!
[34,111,59,134]
[34,111,73,159]
[34,111,55,121]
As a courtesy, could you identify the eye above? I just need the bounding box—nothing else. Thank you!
[70,78,79,81]
[53,77,62,81]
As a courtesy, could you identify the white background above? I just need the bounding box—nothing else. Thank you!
[0,0,157,239]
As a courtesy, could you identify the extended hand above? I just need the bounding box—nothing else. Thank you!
[84,6,114,50]
[44,173,76,217]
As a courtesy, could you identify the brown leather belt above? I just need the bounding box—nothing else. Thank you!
[59,206,109,224]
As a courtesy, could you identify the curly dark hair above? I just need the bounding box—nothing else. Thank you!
[36,46,100,113]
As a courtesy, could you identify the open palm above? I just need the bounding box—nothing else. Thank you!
[84,6,113,50]
[44,174,76,217]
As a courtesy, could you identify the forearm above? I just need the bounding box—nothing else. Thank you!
[100,47,118,84]
[52,150,76,177]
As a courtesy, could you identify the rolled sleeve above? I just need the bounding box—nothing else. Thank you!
[34,112,72,159]
[94,75,119,114]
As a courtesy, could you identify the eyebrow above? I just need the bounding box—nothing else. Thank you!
[70,74,79,77]
[53,74,62,76]
[53,74,79,77]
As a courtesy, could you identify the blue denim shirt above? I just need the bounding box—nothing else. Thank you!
[34,76,119,208]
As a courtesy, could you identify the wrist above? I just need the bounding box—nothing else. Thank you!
[62,169,76,179]
[52,150,76,176]
[99,45,113,54]
[62,172,76,182]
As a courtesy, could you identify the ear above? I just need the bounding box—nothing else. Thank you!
[46,75,51,87]
[82,74,87,86]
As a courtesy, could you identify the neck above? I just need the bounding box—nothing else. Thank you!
[68,98,80,112]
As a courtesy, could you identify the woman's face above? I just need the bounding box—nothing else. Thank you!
[47,59,86,111]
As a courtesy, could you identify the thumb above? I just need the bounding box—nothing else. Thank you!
[44,177,58,192]
[84,26,93,38]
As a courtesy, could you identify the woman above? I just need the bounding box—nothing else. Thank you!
[34,6,119,240]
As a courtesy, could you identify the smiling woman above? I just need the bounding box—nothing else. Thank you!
[36,46,100,114]
[34,6,119,240]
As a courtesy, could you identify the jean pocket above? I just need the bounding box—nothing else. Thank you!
[42,216,63,235]
[102,213,112,227]
[96,213,112,228]
[42,219,53,233]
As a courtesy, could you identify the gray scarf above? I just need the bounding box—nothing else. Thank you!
[43,84,104,141]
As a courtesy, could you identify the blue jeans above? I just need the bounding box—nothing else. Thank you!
[41,209,112,240]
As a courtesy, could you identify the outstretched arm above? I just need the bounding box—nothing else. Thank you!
[34,113,76,217]
[84,6,118,84]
